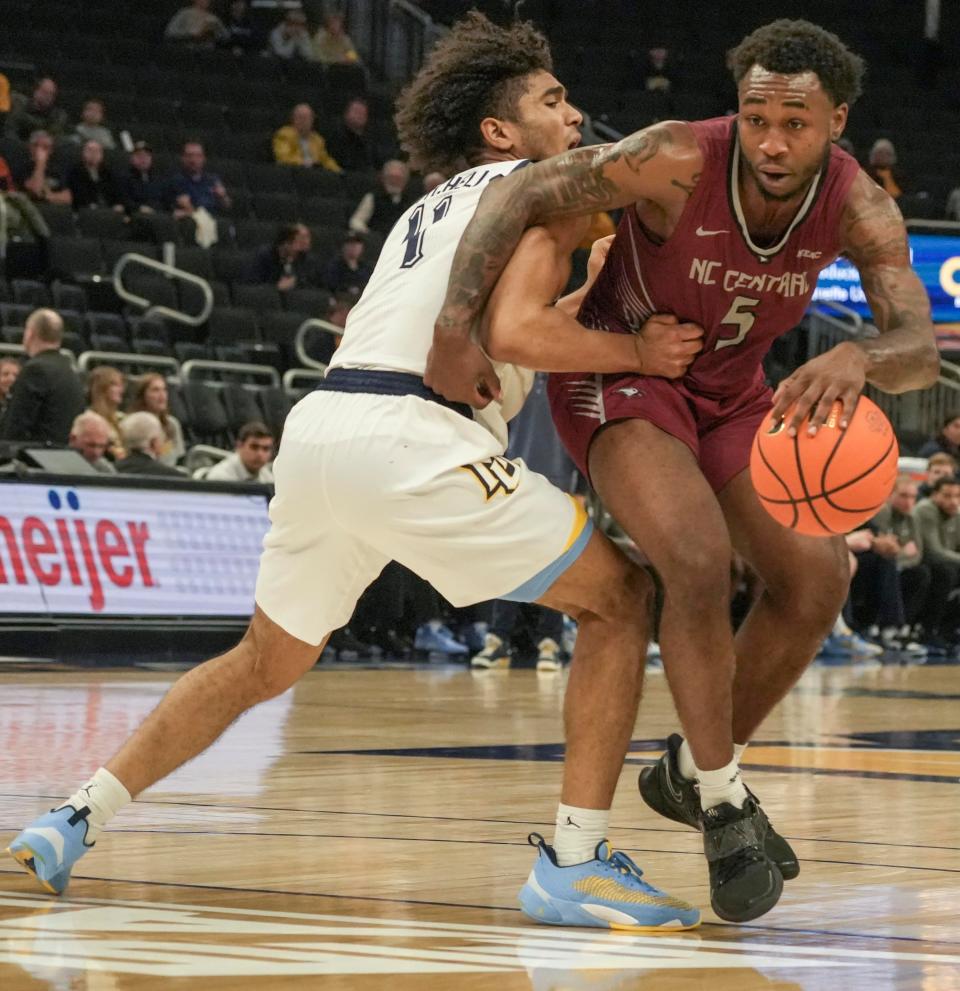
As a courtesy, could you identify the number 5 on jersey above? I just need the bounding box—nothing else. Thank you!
[715,295,760,350]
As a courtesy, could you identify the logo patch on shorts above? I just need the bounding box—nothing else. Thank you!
[616,387,643,398]
[461,456,521,500]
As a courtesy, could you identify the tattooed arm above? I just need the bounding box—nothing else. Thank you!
[425,121,701,405]
[770,171,939,435]
[842,172,939,391]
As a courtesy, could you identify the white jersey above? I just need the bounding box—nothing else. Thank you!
[329,159,535,448]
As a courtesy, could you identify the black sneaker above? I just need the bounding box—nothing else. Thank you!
[701,798,783,923]
[638,734,799,880]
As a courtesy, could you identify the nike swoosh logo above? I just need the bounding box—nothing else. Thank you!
[695,226,728,237]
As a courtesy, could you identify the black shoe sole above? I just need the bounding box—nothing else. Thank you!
[639,766,800,881]
[711,862,784,923]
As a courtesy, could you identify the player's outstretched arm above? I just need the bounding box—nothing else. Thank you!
[483,223,703,378]
[425,122,699,402]
[770,172,939,436]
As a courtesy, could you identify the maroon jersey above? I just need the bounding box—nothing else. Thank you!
[576,116,861,398]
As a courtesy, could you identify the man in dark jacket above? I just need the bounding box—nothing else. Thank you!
[115,412,188,477]
[0,309,83,444]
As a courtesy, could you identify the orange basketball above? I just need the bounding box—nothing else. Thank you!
[750,396,899,538]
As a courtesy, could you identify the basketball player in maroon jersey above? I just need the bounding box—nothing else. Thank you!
[428,19,939,919]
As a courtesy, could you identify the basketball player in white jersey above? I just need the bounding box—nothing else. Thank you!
[9,13,702,931]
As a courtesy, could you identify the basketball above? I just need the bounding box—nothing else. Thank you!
[750,396,900,537]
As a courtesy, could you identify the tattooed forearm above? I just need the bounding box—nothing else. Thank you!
[435,122,691,336]
[841,172,939,391]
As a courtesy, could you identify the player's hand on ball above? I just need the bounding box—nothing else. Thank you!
[425,320,502,409]
[770,341,868,437]
[635,313,704,378]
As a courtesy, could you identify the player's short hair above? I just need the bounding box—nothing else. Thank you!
[238,421,273,443]
[931,474,960,495]
[394,11,553,175]
[727,19,865,107]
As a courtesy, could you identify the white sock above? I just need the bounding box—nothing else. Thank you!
[58,767,132,843]
[553,804,610,867]
[679,737,747,780]
[697,757,749,811]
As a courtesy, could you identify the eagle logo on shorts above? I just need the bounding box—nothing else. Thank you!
[616,387,643,398]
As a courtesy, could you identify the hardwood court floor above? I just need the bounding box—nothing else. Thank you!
[0,658,958,990]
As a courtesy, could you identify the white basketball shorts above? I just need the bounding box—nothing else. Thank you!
[254,390,591,645]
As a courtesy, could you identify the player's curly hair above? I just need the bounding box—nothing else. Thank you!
[727,19,865,107]
[394,11,552,175]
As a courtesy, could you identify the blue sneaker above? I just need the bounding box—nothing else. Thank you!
[518,833,700,931]
[414,621,468,657]
[7,805,95,895]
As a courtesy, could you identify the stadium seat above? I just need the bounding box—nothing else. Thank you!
[285,288,333,317]
[258,310,305,347]
[252,193,301,222]
[124,274,179,312]
[48,237,103,279]
[86,311,128,341]
[11,279,51,307]
[180,102,227,131]
[174,342,208,364]
[244,163,296,194]
[259,385,293,438]
[165,380,189,426]
[0,303,32,327]
[207,307,259,344]
[182,380,230,446]
[61,330,85,356]
[221,382,265,433]
[299,196,349,227]
[129,316,171,350]
[213,345,249,365]
[128,211,182,246]
[36,202,77,236]
[102,241,161,271]
[52,281,89,312]
[132,338,170,358]
[211,248,256,285]
[58,309,87,342]
[0,326,23,345]
[291,167,344,199]
[308,225,343,260]
[232,284,282,312]
[77,208,130,241]
[174,246,215,280]
[234,219,278,249]
[90,333,130,353]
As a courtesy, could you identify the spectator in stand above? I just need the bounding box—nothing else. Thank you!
[86,365,126,460]
[349,159,416,235]
[642,46,676,92]
[0,357,20,420]
[865,138,906,200]
[66,140,123,211]
[268,8,314,60]
[219,0,261,56]
[325,97,377,173]
[322,231,371,296]
[850,476,927,652]
[127,373,185,468]
[251,223,319,291]
[5,77,68,141]
[913,476,960,645]
[423,171,446,193]
[68,411,116,474]
[168,140,231,217]
[312,11,360,65]
[272,103,341,172]
[116,412,188,477]
[0,309,84,445]
[919,411,960,460]
[165,0,225,48]
[121,141,166,215]
[72,98,116,151]
[918,452,959,498]
[205,421,275,483]
[16,130,71,205]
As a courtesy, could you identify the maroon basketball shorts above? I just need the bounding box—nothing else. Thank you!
[548,371,774,494]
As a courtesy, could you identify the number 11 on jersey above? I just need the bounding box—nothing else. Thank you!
[401,195,453,269]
